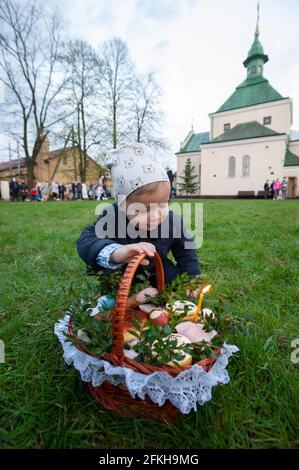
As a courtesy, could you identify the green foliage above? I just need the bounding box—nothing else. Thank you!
[1,199,299,449]
[146,271,204,307]
[177,158,200,197]
[64,299,112,357]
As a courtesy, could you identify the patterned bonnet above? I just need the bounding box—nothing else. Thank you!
[104,142,170,205]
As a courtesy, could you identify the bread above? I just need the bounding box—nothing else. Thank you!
[127,287,158,309]
[152,333,192,367]
[123,310,149,344]
[138,303,157,314]
[175,321,218,343]
[166,300,197,321]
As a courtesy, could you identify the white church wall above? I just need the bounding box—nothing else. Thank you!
[289,141,299,155]
[210,99,292,139]
[176,151,201,196]
[200,136,286,196]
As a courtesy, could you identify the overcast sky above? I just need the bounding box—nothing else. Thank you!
[1,0,299,168]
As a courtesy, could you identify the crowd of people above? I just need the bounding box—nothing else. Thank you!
[9,178,111,202]
[263,177,288,200]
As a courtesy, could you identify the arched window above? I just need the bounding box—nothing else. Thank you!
[228,156,236,177]
[242,155,250,177]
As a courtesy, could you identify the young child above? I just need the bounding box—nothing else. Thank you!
[76,143,200,289]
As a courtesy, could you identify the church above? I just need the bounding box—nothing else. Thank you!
[176,21,299,199]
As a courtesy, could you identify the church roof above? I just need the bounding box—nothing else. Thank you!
[284,148,299,167]
[216,75,286,113]
[209,121,283,143]
[177,131,210,153]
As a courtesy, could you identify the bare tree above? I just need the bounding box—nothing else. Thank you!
[0,0,67,186]
[133,72,167,149]
[59,39,103,182]
[97,37,135,149]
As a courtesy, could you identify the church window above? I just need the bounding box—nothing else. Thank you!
[62,155,67,165]
[249,65,256,75]
[263,116,271,125]
[242,155,250,177]
[224,123,230,132]
[228,156,236,177]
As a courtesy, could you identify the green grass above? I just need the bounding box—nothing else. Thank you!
[0,198,299,449]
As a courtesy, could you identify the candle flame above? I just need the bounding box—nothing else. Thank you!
[202,284,211,294]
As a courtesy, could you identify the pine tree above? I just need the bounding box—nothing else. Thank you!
[178,158,200,197]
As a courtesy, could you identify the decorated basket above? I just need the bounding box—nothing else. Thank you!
[60,251,239,421]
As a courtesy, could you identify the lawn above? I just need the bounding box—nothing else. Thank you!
[0,198,298,449]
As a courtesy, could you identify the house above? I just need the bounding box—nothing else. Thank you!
[0,135,108,186]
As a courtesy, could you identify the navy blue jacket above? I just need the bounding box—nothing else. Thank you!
[76,203,200,285]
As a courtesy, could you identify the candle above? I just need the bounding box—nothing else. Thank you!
[193,285,211,322]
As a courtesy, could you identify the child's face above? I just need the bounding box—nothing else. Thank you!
[122,183,170,231]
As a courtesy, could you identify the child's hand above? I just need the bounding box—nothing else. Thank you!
[186,287,201,298]
[110,242,156,266]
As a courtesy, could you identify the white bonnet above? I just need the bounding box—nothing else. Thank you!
[105,142,170,205]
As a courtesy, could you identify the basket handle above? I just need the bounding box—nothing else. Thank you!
[111,251,165,361]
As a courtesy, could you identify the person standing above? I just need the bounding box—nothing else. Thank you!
[51,181,59,200]
[270,180,275,199]
[82,182,88,200]
[10,178,19,201]
[281,177,288,200]
[72,182,77,200]
[264,180,269,199]
[40,181,49,201]
[18,181,28,201]
[96,183,103,200]
[273,179,281,200]
[58,182,66,200]
[76,181,83,200]
[92,184,97,200]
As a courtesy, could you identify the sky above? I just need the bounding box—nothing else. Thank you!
[1,0,299,169]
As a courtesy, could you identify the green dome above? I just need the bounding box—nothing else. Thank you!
[243,34,269,68]
[248,36,264,57]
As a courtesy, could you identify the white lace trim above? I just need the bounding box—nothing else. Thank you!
[54,315,239,414]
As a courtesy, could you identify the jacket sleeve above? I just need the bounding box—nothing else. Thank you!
[170,211,200,276]
[76,204,122,269]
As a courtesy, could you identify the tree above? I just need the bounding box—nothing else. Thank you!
[178,158,200,198]
[59,39,102,182]
[132,73,166,149]
[0,0,67,187]
[97,37,135,149]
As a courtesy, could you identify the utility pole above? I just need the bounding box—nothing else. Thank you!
[72,125,77,181]
[17,141,20,178]
[8,142,12,179]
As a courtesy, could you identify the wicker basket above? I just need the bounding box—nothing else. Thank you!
[68,251,219,421]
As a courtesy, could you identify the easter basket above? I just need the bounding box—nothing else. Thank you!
[55,251,238,421]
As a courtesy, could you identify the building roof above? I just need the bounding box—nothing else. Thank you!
[208,121,283,144]
[0,146,81,171]
[284,148,299,167]
[46,146,79,161]
[177,131,210,153]
[0,158,26,171]
[216,75,285,113]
